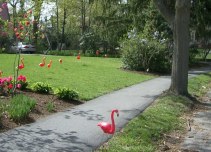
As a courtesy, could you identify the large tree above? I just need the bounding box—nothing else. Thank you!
[153,0,191,95]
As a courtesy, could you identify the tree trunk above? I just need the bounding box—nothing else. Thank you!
[81,0,86,35]
[170,0,190,95]
[60,7,67,50]
[56,0,60,50]
[153,0,191,95]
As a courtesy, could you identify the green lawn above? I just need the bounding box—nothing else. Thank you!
[0,54,154,100]
[97,73,211,152]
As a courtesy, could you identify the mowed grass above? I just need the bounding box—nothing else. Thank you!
[0,54,154,100]
[97,73,211,152]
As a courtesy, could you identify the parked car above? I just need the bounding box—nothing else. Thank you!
[10,42,36,53]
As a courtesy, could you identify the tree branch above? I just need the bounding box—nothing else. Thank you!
[153,0,175,27]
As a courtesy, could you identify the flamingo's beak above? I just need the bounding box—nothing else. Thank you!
[117,113,119,117]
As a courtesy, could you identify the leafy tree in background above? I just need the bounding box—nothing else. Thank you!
[191,0,211,61]
[90,0,131,54]
[32,0,43,45]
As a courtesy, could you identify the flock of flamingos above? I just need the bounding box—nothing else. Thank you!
[17,53,82,70]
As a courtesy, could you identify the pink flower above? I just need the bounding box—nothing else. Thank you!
[7,76,12,82]
[16,84,21,89]
[2,2,8,9]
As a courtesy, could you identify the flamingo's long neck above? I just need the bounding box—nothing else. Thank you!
[43,58,46,65]
[110,110,117,133]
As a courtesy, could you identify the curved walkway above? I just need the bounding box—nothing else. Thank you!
[0,67,210,152]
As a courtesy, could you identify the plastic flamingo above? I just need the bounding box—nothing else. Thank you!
[18,58,24,70]
[77,53,81,60]
[39,57,46,67]
[59,59,62,64]
[97,109,119,134]
[77,55,80,60]
[47,60,52,68]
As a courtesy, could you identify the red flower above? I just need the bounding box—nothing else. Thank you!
[18,75,26,82]
[8,84,13,89]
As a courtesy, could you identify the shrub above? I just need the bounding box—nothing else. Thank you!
[46,101,55,112]
[8,94,36,121]
[121,34,171,73]
[31,82,52,94]
[55,87,79,101]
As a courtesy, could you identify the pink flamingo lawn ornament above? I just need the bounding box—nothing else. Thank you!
[47,60,52,68]
[77,54,81,60]
[39,57,46,67]
[18,58,24,70]
[97,109,119,134]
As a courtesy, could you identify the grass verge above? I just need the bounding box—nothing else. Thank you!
[97,72,211,152]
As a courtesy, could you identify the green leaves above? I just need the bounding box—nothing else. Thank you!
[31,82,52,94]
[55,87,79,101]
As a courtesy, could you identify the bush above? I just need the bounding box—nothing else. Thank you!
[121,34,171,73]
[31,82,52,94]
[8,94,36,121]
[55,87,79,101]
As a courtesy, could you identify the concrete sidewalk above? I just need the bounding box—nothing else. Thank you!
[0,76,171,152]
